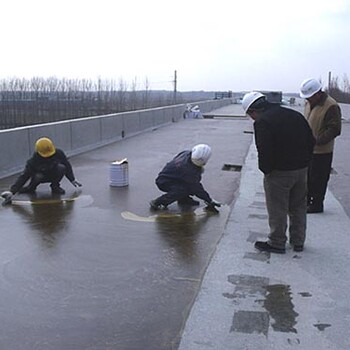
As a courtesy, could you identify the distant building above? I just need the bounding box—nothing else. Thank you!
[260,91,282,104]
[214,91,232,99]
[234,91,283,105]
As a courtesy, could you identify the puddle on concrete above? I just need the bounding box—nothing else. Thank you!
[121,207,213,222]
[264,284,298,333]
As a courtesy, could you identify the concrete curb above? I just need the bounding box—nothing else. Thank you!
[179,143,350,350]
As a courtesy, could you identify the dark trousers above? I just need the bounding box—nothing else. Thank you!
[27,164,66,190]
[155,180,192,206]
[307,153,333,206]
[264,168,308,248]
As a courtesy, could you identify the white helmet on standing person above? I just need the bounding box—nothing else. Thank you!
[299,78,322,98]
[242,92,265,113]
[191,144,212,167]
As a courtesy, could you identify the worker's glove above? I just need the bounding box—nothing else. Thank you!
[204,199,221,213]
[210,199,221,207]
[71,180,82,187]
[1,191,13,206]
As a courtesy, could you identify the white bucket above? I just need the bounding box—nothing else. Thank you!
[110,158,129,187]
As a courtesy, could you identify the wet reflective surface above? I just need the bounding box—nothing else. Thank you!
[0,117,252,349]
[264,284,298,333]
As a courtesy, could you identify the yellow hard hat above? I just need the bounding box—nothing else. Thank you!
[35,137,56,158]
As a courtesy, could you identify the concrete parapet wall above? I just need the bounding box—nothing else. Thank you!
[0,99,231,179]
[194,99,231,113]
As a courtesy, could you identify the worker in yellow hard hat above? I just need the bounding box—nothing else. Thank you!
[1,137,81,204]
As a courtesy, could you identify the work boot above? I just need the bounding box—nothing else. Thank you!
[51,186,66,195]
[177,196,200,206]
[150,199,161,211]
[18,186,36,194]
[254,241,286,254]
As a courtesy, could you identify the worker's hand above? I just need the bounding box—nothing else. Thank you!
[1,191,13,206]
[71,180,82,187]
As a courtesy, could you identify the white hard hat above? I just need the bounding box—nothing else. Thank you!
[242,92,265,113]
[191,144,212,167]
[299,78,322,98]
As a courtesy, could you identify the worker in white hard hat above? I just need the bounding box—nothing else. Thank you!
[150,144,221,212]
[242,91,315,254]
[1,137,82,205]
[299,78,342,213]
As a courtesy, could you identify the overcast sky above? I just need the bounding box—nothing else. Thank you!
[2,0,350,92]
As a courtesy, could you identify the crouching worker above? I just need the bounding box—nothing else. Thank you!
[1,137,82,204]
[150,144,221,212]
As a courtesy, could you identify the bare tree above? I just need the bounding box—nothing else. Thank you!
[142,76,150,109]
[129,77,138,111]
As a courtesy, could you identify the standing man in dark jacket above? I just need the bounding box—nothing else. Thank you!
[150,144,221,212]
[299,78,342,213]
[1,137,81,204]
[242,92,315,253]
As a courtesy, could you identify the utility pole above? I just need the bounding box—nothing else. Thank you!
[173,70,177,104]
[328,71,332,91]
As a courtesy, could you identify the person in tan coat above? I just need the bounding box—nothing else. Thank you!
[300,78,342,213]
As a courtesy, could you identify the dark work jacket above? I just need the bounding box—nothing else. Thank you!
[254,103,315,175]
[156,150,212,202]
[10,149,75,194]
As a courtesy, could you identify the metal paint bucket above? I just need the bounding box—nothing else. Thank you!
[110,158,129,187]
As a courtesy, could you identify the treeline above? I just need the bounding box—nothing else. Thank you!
[326,74,350,103]
[0,77,186,129]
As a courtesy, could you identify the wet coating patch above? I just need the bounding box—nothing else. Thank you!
[264,284,298,333]
[121,211,155,222]
[227,274,269,297]
[243,252,269,262]
[313,323,331,331]
[249,201,266,209]
[11,198,76,205]
[231,310,269,335]
[121,207,211,222]
[8,193,91,206]
[2,193,93,210]
[248,213,268,220]
[247,230,268,242]
[225,276,299,337]
[256,192,265,197]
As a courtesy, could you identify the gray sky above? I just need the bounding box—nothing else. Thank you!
[2,0,350,92]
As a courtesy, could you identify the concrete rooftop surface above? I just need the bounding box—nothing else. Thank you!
[1,102,350,350]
